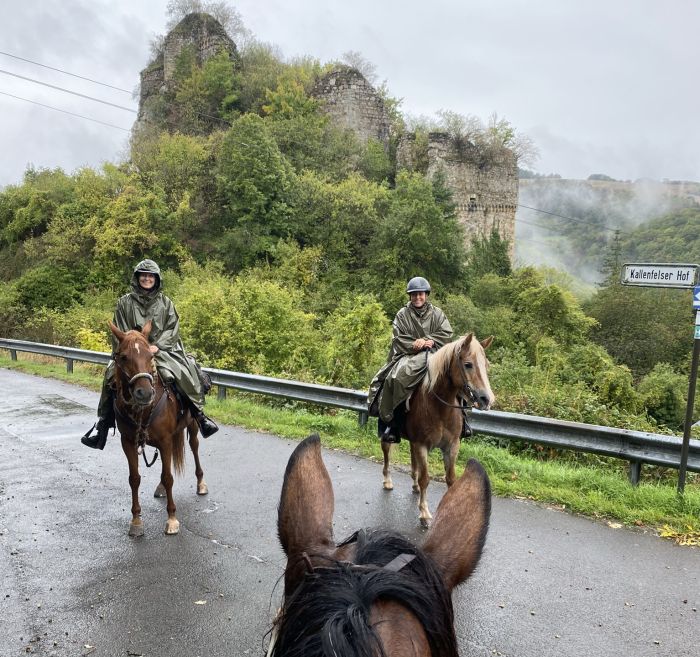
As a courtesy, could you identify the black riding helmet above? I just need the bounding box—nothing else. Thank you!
[132,259,161,292]
[406,276,431,294]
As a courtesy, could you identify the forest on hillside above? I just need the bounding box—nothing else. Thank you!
[0,6,698,437]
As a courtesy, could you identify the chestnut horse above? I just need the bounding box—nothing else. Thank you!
[110,321,207,536]
[382,334,494,526]
[272,434,491,657]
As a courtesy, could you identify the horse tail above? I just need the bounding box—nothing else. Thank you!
[172,425,186,476]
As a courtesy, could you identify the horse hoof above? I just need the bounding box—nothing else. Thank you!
[383,481,394,491]
[412,485,420,494]
[197,481,208,496]
[129,520,144,537]
[165,518,180,535]
[420,517,431,529]
[154,483,166,498]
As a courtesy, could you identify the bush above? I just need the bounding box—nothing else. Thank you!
[638,363,688,429]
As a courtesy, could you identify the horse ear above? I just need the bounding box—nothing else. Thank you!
[278,434,335,595]
[422,459,491,592]
[109,321,126,342]
[462,333,474,347]
[480,335,494,349]
[141,320,152,339]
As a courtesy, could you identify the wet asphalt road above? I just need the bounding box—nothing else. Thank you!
[0,367,698,657]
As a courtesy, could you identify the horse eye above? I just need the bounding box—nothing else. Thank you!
[464,362,474,369]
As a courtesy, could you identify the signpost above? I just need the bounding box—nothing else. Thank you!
[622,263,700,493]
[620,263,699,288]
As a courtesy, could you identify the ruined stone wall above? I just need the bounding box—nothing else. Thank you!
[138,13,236,121]
[398,132,518,251]
[311,68,390,149]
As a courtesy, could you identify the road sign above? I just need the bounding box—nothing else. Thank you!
[621,263,699,288]
[694,286,700,310]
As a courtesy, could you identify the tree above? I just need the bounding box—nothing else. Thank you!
[214,114,295,270]
[464,228,512,286]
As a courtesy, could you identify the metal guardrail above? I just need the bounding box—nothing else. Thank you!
[1,337,699,485]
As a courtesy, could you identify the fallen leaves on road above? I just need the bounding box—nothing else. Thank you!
[659,524,700,546]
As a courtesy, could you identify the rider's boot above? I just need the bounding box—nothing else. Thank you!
[379,418,401,444]
[81,400,115,450]
[194,409,219,438]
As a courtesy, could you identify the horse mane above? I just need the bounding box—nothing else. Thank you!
[271,530,459,657]
[421,338,464,394]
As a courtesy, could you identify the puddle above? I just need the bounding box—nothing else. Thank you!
[8,394,93,418]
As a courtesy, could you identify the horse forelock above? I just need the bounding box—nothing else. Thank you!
[272,530,458,657]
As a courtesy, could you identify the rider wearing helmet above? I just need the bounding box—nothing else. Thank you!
[368,276,455,443]
[81,259,218,449]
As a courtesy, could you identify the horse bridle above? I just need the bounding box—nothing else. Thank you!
[113,353,164,467]
[425,346,478,409]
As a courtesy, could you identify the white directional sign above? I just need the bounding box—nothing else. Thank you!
[694,286,700,310]
[621,263,699,288]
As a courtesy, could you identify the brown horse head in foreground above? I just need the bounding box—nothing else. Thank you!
[272,434,491,656]
[383,333,494,526]
[110,321,207,536]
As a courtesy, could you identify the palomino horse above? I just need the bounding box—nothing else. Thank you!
[110,321,208,536]
[382,333,494,526]
[271,434,491,657]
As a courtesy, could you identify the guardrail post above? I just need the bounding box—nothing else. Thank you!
[217,385,227,401]
[628,461,642,486]
[10,349,17,361]
[66,358,74,373]
[358,411,368,426]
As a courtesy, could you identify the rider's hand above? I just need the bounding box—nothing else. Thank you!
[424,339,434,349]
[413,338,427,351]
[149,345,159,354]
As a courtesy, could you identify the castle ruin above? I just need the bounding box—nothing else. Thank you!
[396,132,518,248]
[311,68,390,150]
[136,14,517,250]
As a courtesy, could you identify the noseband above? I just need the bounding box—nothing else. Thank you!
[128,371,154,385]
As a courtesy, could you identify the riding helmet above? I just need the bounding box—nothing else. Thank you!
[406,276,431,294]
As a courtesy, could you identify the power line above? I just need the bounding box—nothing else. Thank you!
[0,68,137,113]
[517,203,625,233]
[0,90,130,131]
[0,50,132,94]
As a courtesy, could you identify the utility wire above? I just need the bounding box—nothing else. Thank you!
[0,90,130,131]
[517,203,624,233]
[0,68,137,113]
[0,50,132,94]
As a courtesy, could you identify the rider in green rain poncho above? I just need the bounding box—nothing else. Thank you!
[367,276,470,444]
[81,259,218,449]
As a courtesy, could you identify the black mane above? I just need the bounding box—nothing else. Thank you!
[270,529,459,657]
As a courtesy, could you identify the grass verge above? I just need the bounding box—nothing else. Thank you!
[1,353,698,546]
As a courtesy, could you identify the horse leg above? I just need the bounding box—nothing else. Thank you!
[410,446,420,494]
[188,421,208,496]
[381,440,394,491]
[412,444,432,527]
[158,444,179,535]
[122,438,143,537]
[442,437,460,488]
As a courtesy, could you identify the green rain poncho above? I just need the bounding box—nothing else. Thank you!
[368,301,453,423]
[97,260,205,415]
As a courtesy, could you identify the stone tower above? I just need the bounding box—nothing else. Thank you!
[311,67,390,149]
[397,132,518,251]
[137,13,237,124]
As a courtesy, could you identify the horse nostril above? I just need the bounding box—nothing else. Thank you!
[479,395,492,409]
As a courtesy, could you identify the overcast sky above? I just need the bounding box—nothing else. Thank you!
[1,0,699,188]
